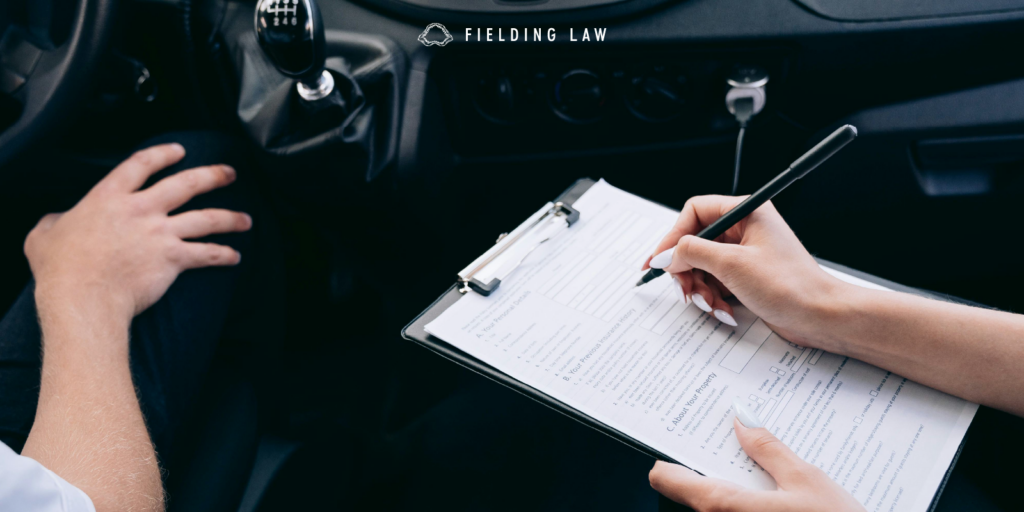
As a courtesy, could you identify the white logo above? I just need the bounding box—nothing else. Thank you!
[419,23,454,47]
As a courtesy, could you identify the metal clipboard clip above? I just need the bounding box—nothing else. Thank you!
[458,201,580,296]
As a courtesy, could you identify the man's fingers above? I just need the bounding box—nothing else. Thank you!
[99,144,186,193]
[649,461,772,511]
[24,213,64,256]
[139,165,237,212]
[36,213,63,231]
[733,418,812,487]
[173,242,242,270]
[170,209,252,240]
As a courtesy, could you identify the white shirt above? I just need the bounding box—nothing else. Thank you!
[0,441,95,512]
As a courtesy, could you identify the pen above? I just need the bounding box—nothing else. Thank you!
[636,124,858,287]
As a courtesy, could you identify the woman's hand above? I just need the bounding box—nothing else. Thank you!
[25,143,252,324]
[649,412,865,512]
[642,195,849,346]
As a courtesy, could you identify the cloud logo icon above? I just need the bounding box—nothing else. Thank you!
[418,23,454,47]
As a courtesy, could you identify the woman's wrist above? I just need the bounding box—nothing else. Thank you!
[805,280,884,355]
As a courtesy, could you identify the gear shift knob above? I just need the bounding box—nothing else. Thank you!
[255,0,334,101]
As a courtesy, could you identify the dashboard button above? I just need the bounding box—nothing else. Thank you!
[550,69,607,124]
[473,72,517,124]
[626,65,688,122]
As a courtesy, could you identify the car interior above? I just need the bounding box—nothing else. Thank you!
[1,0,1023,510]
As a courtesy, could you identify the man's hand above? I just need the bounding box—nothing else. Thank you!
[19,143,252,512]
[25,143,252,322]
[649,418,865,512]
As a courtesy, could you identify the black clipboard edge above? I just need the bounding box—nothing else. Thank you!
[401,177,969,509]
[401,179,679,465]
[401,282,680,465]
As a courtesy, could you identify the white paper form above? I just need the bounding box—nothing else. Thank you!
[425,180,977,512]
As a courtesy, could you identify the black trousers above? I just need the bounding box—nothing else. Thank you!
[0,131,282,475]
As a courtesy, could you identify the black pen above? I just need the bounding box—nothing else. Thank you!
[636,124,858,287]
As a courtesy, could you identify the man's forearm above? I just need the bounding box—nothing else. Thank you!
[21,296,164,512]
[821,285,1024,416]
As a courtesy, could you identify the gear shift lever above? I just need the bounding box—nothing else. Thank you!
[255,0,334,101]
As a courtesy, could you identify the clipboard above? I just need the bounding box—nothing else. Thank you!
[402,177,968,511]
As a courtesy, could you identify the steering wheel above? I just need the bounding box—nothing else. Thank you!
[0,0,117,168]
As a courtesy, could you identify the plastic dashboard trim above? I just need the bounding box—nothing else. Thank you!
[345,0,686,26]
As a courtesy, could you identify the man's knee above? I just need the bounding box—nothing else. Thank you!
[135,131,261,254]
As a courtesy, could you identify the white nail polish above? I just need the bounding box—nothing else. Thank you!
[733,398,763,428]
[714,310,738,327]
[692,293,712,313]
[649,249,674,270]
[672,281,687,303]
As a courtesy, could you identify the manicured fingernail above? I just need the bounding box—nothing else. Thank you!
[692,293,712,313]
[714,309,738,327]
[733,398,762,428]
[243,213,253,228]
[170,143,185,156]
[649,249,674,269]
[223,165,237,180]
[672,280,687,303]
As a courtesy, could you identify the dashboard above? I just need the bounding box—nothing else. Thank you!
[347,0,1024,23]
[391,5,1024,168]
[436,48,790,157]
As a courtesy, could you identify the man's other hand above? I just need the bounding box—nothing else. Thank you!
[24,143,252,322]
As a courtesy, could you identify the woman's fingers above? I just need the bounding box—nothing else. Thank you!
[649,461,777,511]
[170,209,252,240]
[691,271,716,314]
[674,272,694,304]
[648,233,746,279]
[732,417,812,488]
[669,274,689,304]
[691,272,737,327]
[139,164,237,212]
[645,195,749,268]
[707,273,734,299]
[706,279,738,327]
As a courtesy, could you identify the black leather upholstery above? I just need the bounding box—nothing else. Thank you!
[228,27,407,182]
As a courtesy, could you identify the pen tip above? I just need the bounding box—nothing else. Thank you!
[635,278,646,287]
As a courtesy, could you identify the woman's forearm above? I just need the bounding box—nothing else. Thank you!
[819,284,1024,416]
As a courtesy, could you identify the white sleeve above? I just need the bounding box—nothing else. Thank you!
[0,441,95,512]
